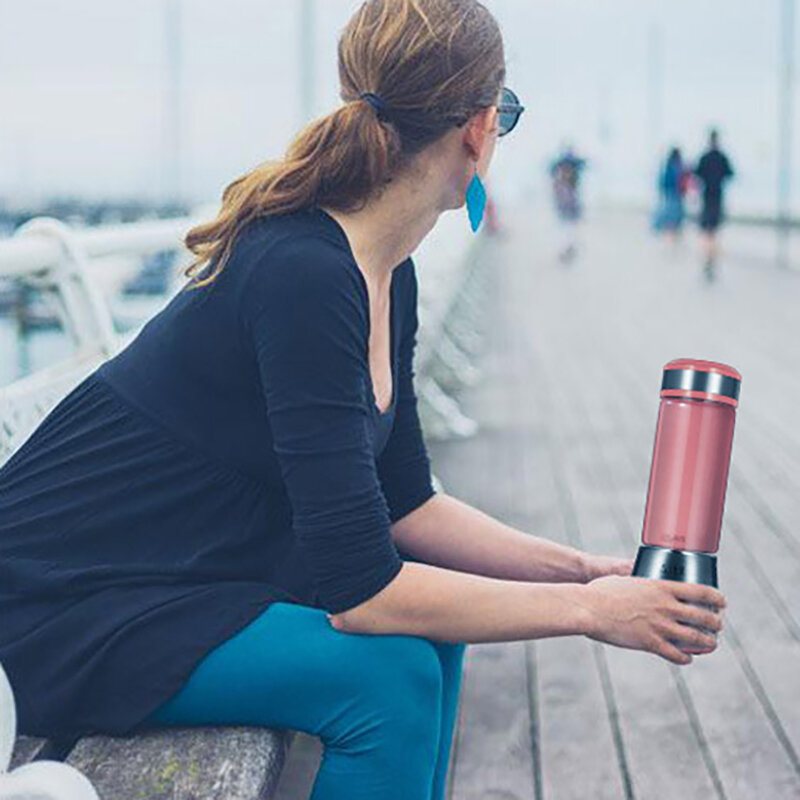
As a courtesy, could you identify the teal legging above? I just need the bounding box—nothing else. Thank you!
[143,600,467,800]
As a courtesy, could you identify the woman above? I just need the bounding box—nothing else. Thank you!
[0,1,726,798]
[652,146,689,241]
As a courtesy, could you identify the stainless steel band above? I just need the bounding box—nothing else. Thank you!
[661,368,740,402]
[632,544,718,587]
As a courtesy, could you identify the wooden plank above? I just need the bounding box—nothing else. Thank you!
[430,257,537,799]
[431,430,538,798]
[524,448,627,800]
[65,727,292,800]
[447,642,536,800]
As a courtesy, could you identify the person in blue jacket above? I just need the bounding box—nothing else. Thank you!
[652,146,689,242]
[0,1,726,798]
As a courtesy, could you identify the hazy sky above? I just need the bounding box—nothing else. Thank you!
[1,0,797,215]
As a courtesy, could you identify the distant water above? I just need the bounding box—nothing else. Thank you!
[0,243,178,388]
[0,315,74,387]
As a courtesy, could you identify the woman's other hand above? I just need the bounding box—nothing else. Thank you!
[581,552,636,582]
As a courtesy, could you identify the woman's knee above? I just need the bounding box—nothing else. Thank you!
[322,634,444,749]
[355,633,443,706]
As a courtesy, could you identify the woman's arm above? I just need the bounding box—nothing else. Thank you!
[330,559,594,644]
[375,262,626,587]
[391,491,589,584]
[328,557,724,666]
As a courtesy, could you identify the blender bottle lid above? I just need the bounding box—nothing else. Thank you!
[661,358,741,407]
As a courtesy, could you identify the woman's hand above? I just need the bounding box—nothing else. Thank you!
[581,552,636,582]
[580,574,726,665]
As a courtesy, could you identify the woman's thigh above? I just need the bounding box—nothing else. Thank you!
[145,600,458,740]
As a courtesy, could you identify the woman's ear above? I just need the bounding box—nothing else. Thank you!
[462,106,498,162]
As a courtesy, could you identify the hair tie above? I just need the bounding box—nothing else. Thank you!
[359,91,390,121]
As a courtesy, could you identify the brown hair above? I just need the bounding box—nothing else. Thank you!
[183,0,505,288]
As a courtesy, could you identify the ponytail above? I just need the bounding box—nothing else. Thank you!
[183,100,402,288]
[182,0,504,289]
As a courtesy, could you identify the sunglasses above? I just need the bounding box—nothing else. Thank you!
[496,86,525,137]
[453,85,526,137]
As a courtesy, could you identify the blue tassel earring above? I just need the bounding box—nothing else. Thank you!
[465,167,487,233]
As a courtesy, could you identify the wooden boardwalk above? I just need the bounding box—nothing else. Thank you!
[439,207,800,800]
[274,208,800,799]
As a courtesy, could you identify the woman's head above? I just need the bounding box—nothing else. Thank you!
[184,0,505,287]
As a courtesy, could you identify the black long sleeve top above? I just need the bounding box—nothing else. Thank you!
[0,206,436,738]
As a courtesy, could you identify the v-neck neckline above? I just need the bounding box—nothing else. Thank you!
[313,206,398,418]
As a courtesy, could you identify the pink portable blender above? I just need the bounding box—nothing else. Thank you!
[632,358,742,587]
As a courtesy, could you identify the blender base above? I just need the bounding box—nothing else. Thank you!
[632,545,718,587]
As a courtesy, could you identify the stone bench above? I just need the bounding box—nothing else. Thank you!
[10,728,293,799]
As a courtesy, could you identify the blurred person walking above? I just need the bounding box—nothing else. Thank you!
[549,143,587,263]
[693,129,734,280]
[652,146,690,243]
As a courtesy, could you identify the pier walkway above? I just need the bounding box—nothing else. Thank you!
[439,207,800,800]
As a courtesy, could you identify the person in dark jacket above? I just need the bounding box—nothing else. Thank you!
[694,128,735,279]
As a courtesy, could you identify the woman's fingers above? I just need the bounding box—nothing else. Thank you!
[653,587,725,662]
[662,621,718,652]
[672,601,724,633]
[669,580,726,610]
[582,575,726,666]
[654,635,694,665]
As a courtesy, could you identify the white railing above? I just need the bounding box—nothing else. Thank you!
[413,209,490,438]
[0,208,488,465]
